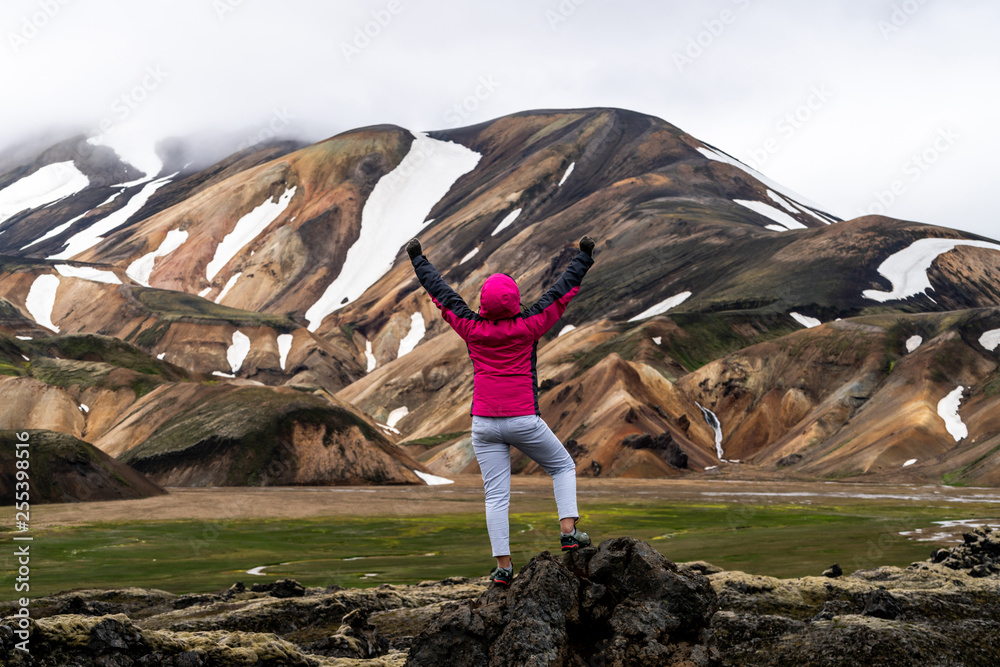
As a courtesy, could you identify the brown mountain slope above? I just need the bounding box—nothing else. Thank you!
[0,429,165,504]
[1,107,999,485]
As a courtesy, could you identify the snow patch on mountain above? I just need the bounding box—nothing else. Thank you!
[558,162,575,186]
[491,207,522,236]
[937,386,967,442]
[766,190,799,214]
[789,312,821,328]
[25,274,60,332]
[697,145,830,214]
[215,272,242,303]
[21,191,123,251]
[227,330,251,373]
[978,329,1000,352]
[88,133,162,181]
[54,264,122,284]
[734,199,808,230]
[460,247,479,264]
[276,333,293,371]
[863,238,1000,302]
[386,406,409,429]
[558,324,576,337]
[305,132,481,331]
[397,312,426,358]
[628,292,692,321]
[126,229,189,286]
[0,162,91,226]
[696,402,726,461]
[414,469,455,485]
[905,335,923,353]
[365,339,377,373]
[48,174,176,260]
[206,187,295,281]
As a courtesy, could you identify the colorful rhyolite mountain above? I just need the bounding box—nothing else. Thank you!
[0,108,998,491]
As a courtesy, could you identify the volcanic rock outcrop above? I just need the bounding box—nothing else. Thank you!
[4,536,1000,666]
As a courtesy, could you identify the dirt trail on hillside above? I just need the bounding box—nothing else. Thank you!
[9,476,1000,530]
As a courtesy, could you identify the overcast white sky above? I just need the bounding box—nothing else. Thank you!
[1,0,997,238]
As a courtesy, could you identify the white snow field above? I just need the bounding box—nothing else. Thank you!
[734,199,808,230]
[54,264,122,284]
[697,145,830,214]
[766,190,800,214]
[862,238,1000,302]
[460,247,479,264]
[88,133,163,182]
[937,386,968,442]
[365,339,377,373]
[628,291,692,322]
[305,132,481,331]
[198,287,212,297]
[48,174,175,260]
[414,469,455,486]
[903,459,917,467]
[397,312,426,358]
[215,272,241,304]
[490,207,522,236]
[0,162,91,226]
[126,229,189,286]
[206,187,295,281]
[276,333,293,371]
[386,406,409,429]
[25,274,61,332]
[696,402,726,461]
[652,336,662,345]
[157,352,165,360]
[905,335,923,353]
[227,331,251,373]
[558,324,576,337]
[21,191,122,250]
[979,329,1000,352]
[789,312,822,328]
[558,162,575,186]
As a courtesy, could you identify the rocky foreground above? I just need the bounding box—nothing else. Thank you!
[2,532,999,666]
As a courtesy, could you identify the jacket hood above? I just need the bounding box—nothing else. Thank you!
[479,273,521,320]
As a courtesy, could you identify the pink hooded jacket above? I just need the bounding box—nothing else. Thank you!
[412,250,594,417]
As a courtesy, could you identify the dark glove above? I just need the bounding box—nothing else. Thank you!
[579,236,595,256]
[406,238,422,260]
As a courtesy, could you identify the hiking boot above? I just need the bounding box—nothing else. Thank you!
[561,528,591,550]
[490,565,513,587]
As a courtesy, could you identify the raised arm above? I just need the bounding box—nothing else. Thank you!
[522,237,596,340]
[407,239,478,341]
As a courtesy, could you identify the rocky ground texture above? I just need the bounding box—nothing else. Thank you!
[2,535,999,666]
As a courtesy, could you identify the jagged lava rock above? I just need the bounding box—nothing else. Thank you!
[405,537,717,666]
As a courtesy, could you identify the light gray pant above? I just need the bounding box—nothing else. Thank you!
[471,414,579,557]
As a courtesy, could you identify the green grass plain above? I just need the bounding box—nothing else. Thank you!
[3,501,991,598]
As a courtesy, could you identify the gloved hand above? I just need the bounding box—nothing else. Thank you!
[406,238,422,260]
[579,236,595,256]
